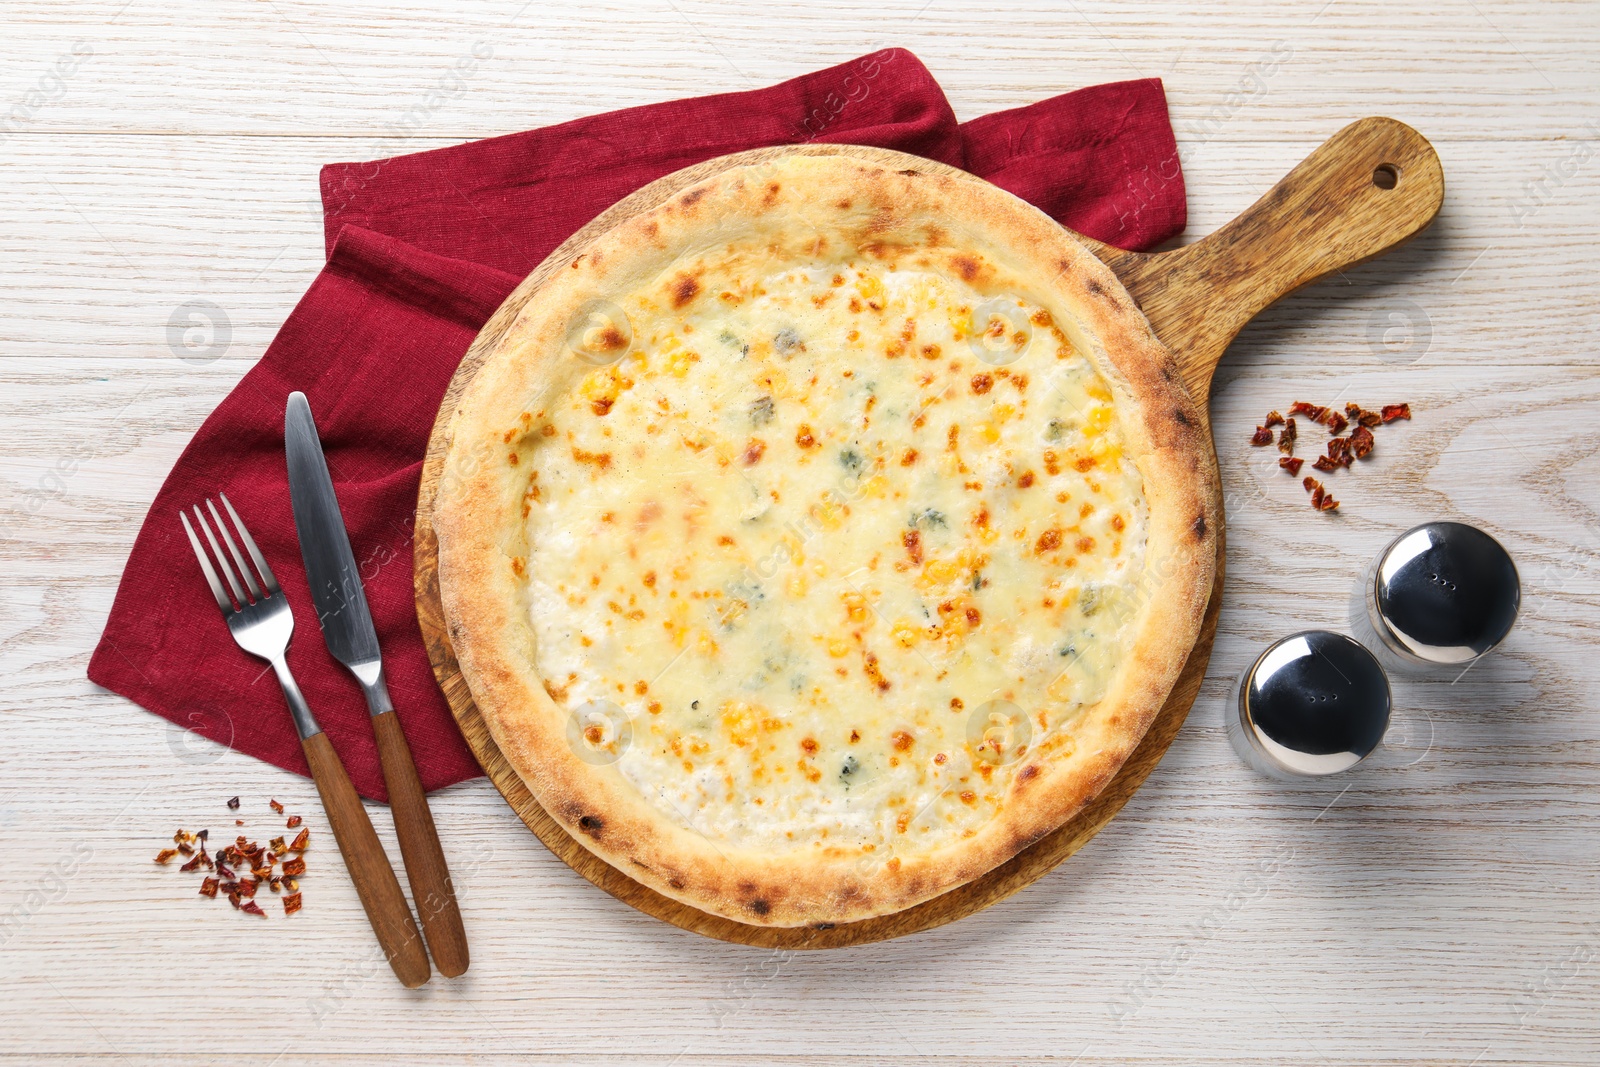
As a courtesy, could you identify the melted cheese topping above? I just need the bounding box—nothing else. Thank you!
[519,244,1148,859]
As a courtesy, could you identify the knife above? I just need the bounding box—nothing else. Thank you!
[285,391,470,978]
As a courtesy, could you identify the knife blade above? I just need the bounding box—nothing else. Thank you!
[284,391,390,706]
[284,390,470,977]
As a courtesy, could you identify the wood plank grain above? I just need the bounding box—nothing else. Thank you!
[2,2,1600,1061]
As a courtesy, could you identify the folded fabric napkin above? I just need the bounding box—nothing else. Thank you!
[88,49,1187,801]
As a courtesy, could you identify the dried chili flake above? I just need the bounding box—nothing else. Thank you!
[214,859,235,880]
[282,893,303,916]
[269,836,287,857]
[235,835,249,850]
[269,876,282,893]
[1279,456,1304,475]
[1381,403,1411,423]
[282,857,306,878]
[1345,403,1382,428]
[1277,417,1297,455]
[269,799,284,815]
[154,848,180,865]
[173,829,193,847]
[237,878,258,899]
[1312,455,1338,472]
[1289,401,1329,422]
[179,853,205,873]
[1303,476,1319,492]
[177,841,195,857]
[1326,436,1352,467]
[288,828,310,852]
[251,865,273,882]
[1319,493,1340,512]
[1251,425,1274,446]
[1326,410,1349,435]
[199,877,219,898]
[1350,425,1375,459]
[282,876,299,893]
[239,900,267,918]
[1264,410,1285,428]
[226,796,240,811]
[286,815,302,829]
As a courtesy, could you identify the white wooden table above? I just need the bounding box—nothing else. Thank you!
[3,1,1598,1063]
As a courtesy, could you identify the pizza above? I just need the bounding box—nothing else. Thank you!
[433,148,1217,928]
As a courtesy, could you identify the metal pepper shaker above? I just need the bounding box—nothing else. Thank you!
[1363,521,1520,668]
[1228,630,1392,779]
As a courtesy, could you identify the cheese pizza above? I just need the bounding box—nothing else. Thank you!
[433,150,1217,927]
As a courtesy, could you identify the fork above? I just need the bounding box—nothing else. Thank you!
[181,494,430,989]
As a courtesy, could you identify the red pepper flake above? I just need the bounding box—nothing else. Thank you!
[1278,418,1297,456]
[199,877,219,898]
[282,893,303,916]
[269,799,284,815]
[226,796,240,811]
[1312,455,1338,472]
[239,900,267,918]
[1251,425,1274,446]
[1289,401,1328,422]
[1319,493,1340,512]
[282,876,299,893]
[1345,403,1382,428]
[1350,425,1375,459]
[269,876,282,893]
[1326,436,1351,467]
[1278,456,1304,475]
[154,848,179,865]
[1264,410,1285,428]
[177,841,195,857]
[286,815,303,829]
[235,835,249,850]
[288,828,310,852]
[1381,403,1411,423]
[215,859,235,880]
[269,836,287,857]
[282,857,306,878]
[237,878,259,899]
[1326,410,1349,435]
[235,819,243,826]
[251,865,273,882]
[179,853,205,873]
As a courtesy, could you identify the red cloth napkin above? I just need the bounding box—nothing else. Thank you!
[88,49,1186,801]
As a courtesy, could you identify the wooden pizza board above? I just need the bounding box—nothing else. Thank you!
[413,119,1443,948]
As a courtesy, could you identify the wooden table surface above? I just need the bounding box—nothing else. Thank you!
[3,2,1597,1063]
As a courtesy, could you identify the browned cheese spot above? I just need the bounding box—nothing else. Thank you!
[671,274,701,308]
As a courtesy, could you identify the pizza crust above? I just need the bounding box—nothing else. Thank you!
[433,150,1218,927]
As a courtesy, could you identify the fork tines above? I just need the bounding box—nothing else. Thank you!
[180,493,282,614]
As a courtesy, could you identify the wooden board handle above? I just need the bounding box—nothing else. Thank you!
[301,731,431,989]
[372,709,470,978]
[1085,116,1445,401]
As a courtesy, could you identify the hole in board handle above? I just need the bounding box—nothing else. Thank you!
[1372,164,1400,190]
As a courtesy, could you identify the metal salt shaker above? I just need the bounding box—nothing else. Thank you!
[1362,521,1520,668]
[1228,630,1392,778]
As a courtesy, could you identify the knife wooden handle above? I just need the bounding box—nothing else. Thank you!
[372,709,470,978]
[301,731,431,989]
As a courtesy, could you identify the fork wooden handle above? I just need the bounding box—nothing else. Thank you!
[301,731,431,989]
[372,709,470,977]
